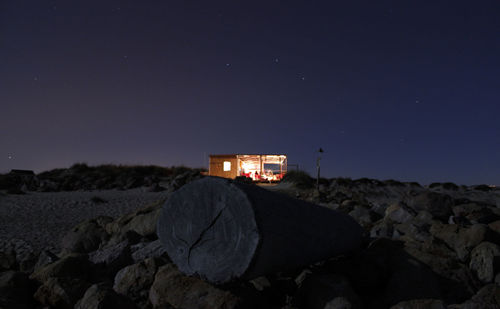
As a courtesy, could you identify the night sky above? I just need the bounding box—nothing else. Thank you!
[1,1,499,185]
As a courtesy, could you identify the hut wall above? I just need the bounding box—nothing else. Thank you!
[209,155,239,179]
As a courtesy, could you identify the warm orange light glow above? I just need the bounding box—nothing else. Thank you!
[237,155,287,181]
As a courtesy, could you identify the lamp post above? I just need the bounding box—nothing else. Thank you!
[316,148,324,191]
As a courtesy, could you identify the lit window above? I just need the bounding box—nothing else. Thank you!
[223,161,231,171]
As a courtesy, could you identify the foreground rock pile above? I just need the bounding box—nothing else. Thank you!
[1,175,500,308]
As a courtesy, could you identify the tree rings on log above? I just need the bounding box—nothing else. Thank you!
[157,177,364,284]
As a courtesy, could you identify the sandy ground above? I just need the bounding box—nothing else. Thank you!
[0,189,170,252]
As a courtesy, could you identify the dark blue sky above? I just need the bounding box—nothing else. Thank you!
[1,1,499,185]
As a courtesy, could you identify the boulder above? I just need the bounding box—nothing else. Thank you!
[89,240,132,276]
[384,254,442,306]
[130,240,167,263]
[106,230,143,247]
[404,241,478,294]
[33,277,90,309]
[0,270,37,308]
[394,222,431,243]
[370,219,394,238]
[61,216,112,254]
[489,220,500,235]
[113,257,165,306]
[385,202,417,224]
[453,203,500,224]
[448,284,500,308]
[430,223,490,261]
[149,264,240,309]
[406,192,453,222]
[30,253,92,283]
[348,205,377,228]
[296,273,362,309]
[0,238,37,272]
[75,283,137,309]
[469,242,500,283]
[0,243,17,271]
[106,199,165,238]
[34,250,59,272]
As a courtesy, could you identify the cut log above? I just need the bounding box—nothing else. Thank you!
[157,177,365,284]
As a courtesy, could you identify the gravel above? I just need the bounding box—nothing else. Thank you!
[0,189,170,252]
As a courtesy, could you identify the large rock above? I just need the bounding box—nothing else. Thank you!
[296,273,362,309]
[30,253,92,283]
[130,240,167,263]
[33,277,90,309]
[430,223,490,261]
[384,254,442,306]
[385,202,417,224]
[0,270,37,308]
[89,240,132,275]
[61,216,112,254]
[75,283,137,309]
[469,241,500,283]
[406,192,453,222]
[370,219,394,239]
[348,205,379,228]
[403,240,474,300]
[114,257,165,307]
[489,220,500,236]
[149,264,240,309]
[34,249,59,272]
[448,284,500,308]
[106,199,165,238]
[453,203,500,224]
[0,238,37,272]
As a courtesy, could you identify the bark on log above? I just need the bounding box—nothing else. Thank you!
[157,177,365,284]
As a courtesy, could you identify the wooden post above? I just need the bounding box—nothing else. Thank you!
[157,177,365,284]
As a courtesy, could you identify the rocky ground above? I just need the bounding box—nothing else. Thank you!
[1,170,500,308]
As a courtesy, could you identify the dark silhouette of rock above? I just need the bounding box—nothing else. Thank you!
[89,240,133,276]
[30,253,92,283]
[406,191,453,222]
[113,257,166,308]
[0,238,37,272]
[106,199,165,239]
[33,277,90,309]
[0,270,37,309]
[469,242,500,283]
[75,283,137,309]
[60,217,112,254]
[296,273,362,309]
[149,264,240,309]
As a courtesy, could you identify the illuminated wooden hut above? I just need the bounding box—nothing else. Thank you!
[209,154,287,182]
